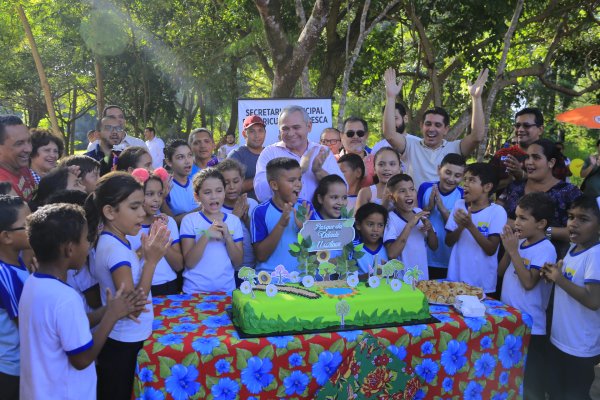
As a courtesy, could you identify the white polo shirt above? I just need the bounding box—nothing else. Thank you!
[19,273,96,400]
[146,136,165,169]
[402,135,462,189]
[254,141,347,203]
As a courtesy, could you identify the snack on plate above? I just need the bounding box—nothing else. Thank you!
[416,280,484,305]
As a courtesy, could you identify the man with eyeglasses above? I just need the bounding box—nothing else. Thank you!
[491,107,544,191]
[254,105,346,203]
[383,68,488,188]
[319,127,342,156]
[84,115,126,176]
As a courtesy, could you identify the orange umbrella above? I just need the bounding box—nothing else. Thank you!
[556,105,600,129]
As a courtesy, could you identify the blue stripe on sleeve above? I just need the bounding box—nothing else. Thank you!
[584,279,600,284]
[109,261,131,272]
[180,234,195,240]
[65,339,93,355]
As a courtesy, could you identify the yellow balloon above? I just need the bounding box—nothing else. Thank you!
[570,158,584,177]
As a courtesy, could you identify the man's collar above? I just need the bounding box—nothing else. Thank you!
[274,140,315,156]
[419,138,448,150]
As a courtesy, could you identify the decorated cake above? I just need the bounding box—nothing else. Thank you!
[231,214,430,336]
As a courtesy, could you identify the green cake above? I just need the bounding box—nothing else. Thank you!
[231,281,430,336]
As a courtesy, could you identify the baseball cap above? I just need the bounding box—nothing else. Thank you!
[243,115,266,130]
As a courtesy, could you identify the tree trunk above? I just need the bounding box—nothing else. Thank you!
[227,59,239,136]
[68,87,78,155]
[95,58,105,117]
[295,0,314,97]
[16,5,61,136]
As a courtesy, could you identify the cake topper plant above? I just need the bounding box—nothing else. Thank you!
[382,260,405,282]
[340,206,353,219]
[404,266,424,290]
[238,266,257,297]
[336,300,350,327]
[317,261,336,281]
[288,233,319,277]
[333,241,364,280]
[271,264,290,285]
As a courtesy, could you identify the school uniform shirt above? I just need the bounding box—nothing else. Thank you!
[417,182,464,268]
[19,273,95,400]
[368,185,382,205]
[0,260,28,377]
[251,199,317,273]
[353,239,388,274]
[165,177,199,216]
[383,208,430,280]
[222,198,258,268]
[445,200,507,293]
[551,243,600,357]
[93,232,153,342]
[127,216,180,286]
[66,263,98,313]
[500,238,556,335]
[180,211,244,293]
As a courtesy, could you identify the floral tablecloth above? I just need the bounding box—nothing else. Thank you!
[133,293,531,400]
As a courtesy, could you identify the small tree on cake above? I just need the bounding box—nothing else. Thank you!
[318,262,336,281]
[334,242,364,280]
[271,264,290,285]
[336,300,350,328]
[289,233,318,277]
[238,266,257,297]
[382,262,395,284]
[405,266,424,290]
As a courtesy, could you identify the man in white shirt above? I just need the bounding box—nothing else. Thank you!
[144,127,165,169]
[382,68,487,188]
[254,105,346,203]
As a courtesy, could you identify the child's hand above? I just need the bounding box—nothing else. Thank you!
[294,201,313,230]
[500,225,519,254]
[277,203,292,228]
[207,222,225,241]
[233,194,249,220]
[141,222,170,264]
[424,185,437,211]
[152,214,168,227]
[410,210,430,228]
[453,208,472,228]
[541,260,563,283]
[418,214,433,233]
[213,221,231,241]
[105,284,149,322]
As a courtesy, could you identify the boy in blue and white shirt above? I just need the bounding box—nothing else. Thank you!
[0,195,30,400]
[252,158,316,273]
[446,163,507,294]
[499,192,556,400]
[417,153,465,279]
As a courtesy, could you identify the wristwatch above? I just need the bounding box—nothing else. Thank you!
[545,227,552,240]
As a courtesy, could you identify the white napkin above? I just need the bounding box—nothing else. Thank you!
[454,295,486,318]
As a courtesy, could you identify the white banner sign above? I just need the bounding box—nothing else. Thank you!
[237,98,333,146]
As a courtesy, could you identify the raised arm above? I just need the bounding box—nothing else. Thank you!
[383,68,407,154]
[459,68,488,157]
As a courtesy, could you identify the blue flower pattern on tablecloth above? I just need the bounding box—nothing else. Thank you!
[161,308,185,317]
[211,377,239,400]
[241,356,274,394]
[499,371,509,385]
[415,358,439,383]
[215,359,231,374]
[387,344,407,360]
[464,317,487,332]
[312,351,342,385]
[499,335,522,369]
[167,293,193,301]
[165,364,200,400]
[137,387,165,400]
[158,333,184,346]
[202,315,231,328]
[196,302,218,311]
[487,307,512,317]
[404,324,427,336]
[289,353,303,367]
[172,323,199,333]
[464,380,483,400]
[440,340,467,375]
[480,335,492,349]
[284,370,309,395]
[421,341,434,355]
[432,313,453,323]
[474,353,496,378]
[139,367,154,382]
[337,330,363,341]
[492,392,509,400]
[267,335,294,348]
[192,337,220,355]
[442,377,453,392]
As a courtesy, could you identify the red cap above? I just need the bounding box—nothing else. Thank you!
[243,115,266,130]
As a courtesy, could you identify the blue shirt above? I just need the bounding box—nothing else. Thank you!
[251,199,316,273]
[353,239,388,274]
[166,177,199,216]
[0,259,29,376]
[417,182,463,268]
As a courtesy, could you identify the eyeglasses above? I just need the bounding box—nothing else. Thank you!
[321,139,341,145]
[344,130,366,138]
[513,123,539,129]
[102,125,124,133]
[5,226,25,232]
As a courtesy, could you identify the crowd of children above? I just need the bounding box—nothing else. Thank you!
[0,132,598,400]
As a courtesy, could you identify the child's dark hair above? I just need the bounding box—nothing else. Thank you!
[465,162,498,192]
[569,195,600,221]
[27,203,87,263]
[312,174,346,213]
[440,153,466,168]
[164,139,191,162]
[354,203,389,238]
[517,192,555,229]
[29,167,72,212]
[116,146,150,171]
[192,167,225,194]
[60,154,101,176]
[46,190,88,207]
[386,173,413,190]
[84,172,143,244]
[266,157,301,182]
[216,158,246,177]
[338,153,365,180]
[0,182,13,195]
[0,195,26,232]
